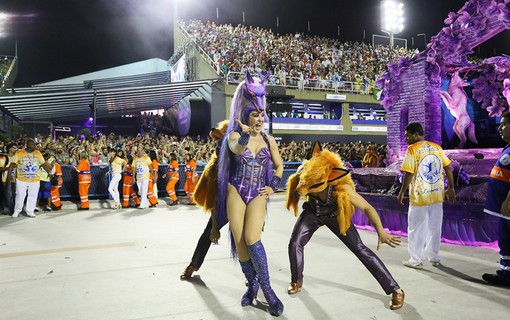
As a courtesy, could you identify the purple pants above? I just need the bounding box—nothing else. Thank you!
[288,204,400,294]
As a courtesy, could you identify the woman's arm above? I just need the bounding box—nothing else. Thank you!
[227,131,247,155]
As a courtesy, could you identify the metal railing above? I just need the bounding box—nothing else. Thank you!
[177,23,226,77]
[226,71,371,94]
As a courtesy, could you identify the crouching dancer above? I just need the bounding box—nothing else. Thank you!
[286,142,405,310]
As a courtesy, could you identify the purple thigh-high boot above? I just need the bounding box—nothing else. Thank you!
[239,260,259,306]
[288,208,322,283]
[247,241,284,317]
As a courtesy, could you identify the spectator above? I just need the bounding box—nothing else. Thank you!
[132,147,154,209]
[37,152,53,212]
[50,157,63,210]
[184,152,197,205]
[122,154,141,208]
[8,139,53,218]
[163,152,180,206]
[108,149,127,209]
[54,145,70,165]
[148,150,159,205]
[362,145,381,168]
[75,151,91,210]
[2,143,17,214]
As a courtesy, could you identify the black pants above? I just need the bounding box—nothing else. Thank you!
[288,204,399,294]
[190,217,228,269]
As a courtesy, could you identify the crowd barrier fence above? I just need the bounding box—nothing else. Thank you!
[58,162,302,200]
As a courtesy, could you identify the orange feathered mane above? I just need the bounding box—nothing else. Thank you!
[209,120,229,141]
[285,142,355,235]
[194,120,229,211]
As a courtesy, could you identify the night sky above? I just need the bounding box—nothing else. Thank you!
[0,0,508,87]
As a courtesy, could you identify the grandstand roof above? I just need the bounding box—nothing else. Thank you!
[0,78,215,122]
[37,58,170,87]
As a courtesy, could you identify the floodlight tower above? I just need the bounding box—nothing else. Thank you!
[381,0,404,48]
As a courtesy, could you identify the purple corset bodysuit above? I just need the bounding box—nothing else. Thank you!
[230,147,271,204]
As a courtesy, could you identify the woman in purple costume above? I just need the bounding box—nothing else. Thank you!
[216,71,284,316]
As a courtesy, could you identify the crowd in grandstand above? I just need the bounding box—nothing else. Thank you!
[182,20,415,92]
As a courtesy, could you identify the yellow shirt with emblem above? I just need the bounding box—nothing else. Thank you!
[132,155,152,181]
[0,156,7,183]
[13,149,46,183]
[111,156,127,175]
[400,141,451,206]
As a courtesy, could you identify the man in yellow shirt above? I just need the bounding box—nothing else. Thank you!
[132,147,154,209]
[7,139,53,218]
[398,123,455,269]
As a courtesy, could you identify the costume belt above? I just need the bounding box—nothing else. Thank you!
[304,201,338,218]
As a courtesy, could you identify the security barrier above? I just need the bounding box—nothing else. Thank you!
[59,162,301,199]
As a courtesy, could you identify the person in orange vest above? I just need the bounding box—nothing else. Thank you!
[132,147,153,209]
[147,150,159,207]
[122,154,141,208]
[50,160,63,210]
[75,150,91,210]
[163,152,180,206]
[184,152,197,205]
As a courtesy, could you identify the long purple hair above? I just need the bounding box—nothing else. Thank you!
[216,70,273,258]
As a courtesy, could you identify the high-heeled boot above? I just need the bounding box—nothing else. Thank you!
[239,260,259,306]
[247,241,284,317]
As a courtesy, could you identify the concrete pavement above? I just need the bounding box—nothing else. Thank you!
[1,195,509,320]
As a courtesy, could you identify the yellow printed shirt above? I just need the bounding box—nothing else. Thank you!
[0,156,7,183]
[111,156,127,175]
[400,141,451,206]
[133,155,152,180]
[13,149,46,182]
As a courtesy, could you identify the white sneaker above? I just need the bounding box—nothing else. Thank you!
[402,260,423,270]
[26,212,36,218]
[11,211,20,218]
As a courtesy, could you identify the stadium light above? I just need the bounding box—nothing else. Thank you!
[0,12,9,37]
[381,0,404,48]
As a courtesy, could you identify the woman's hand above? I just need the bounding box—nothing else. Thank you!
[236,119,252,134]
[259,186,275,199]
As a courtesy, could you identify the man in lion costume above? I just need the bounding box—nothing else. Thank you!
[285,142,405,310]
[180,120,229,280]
